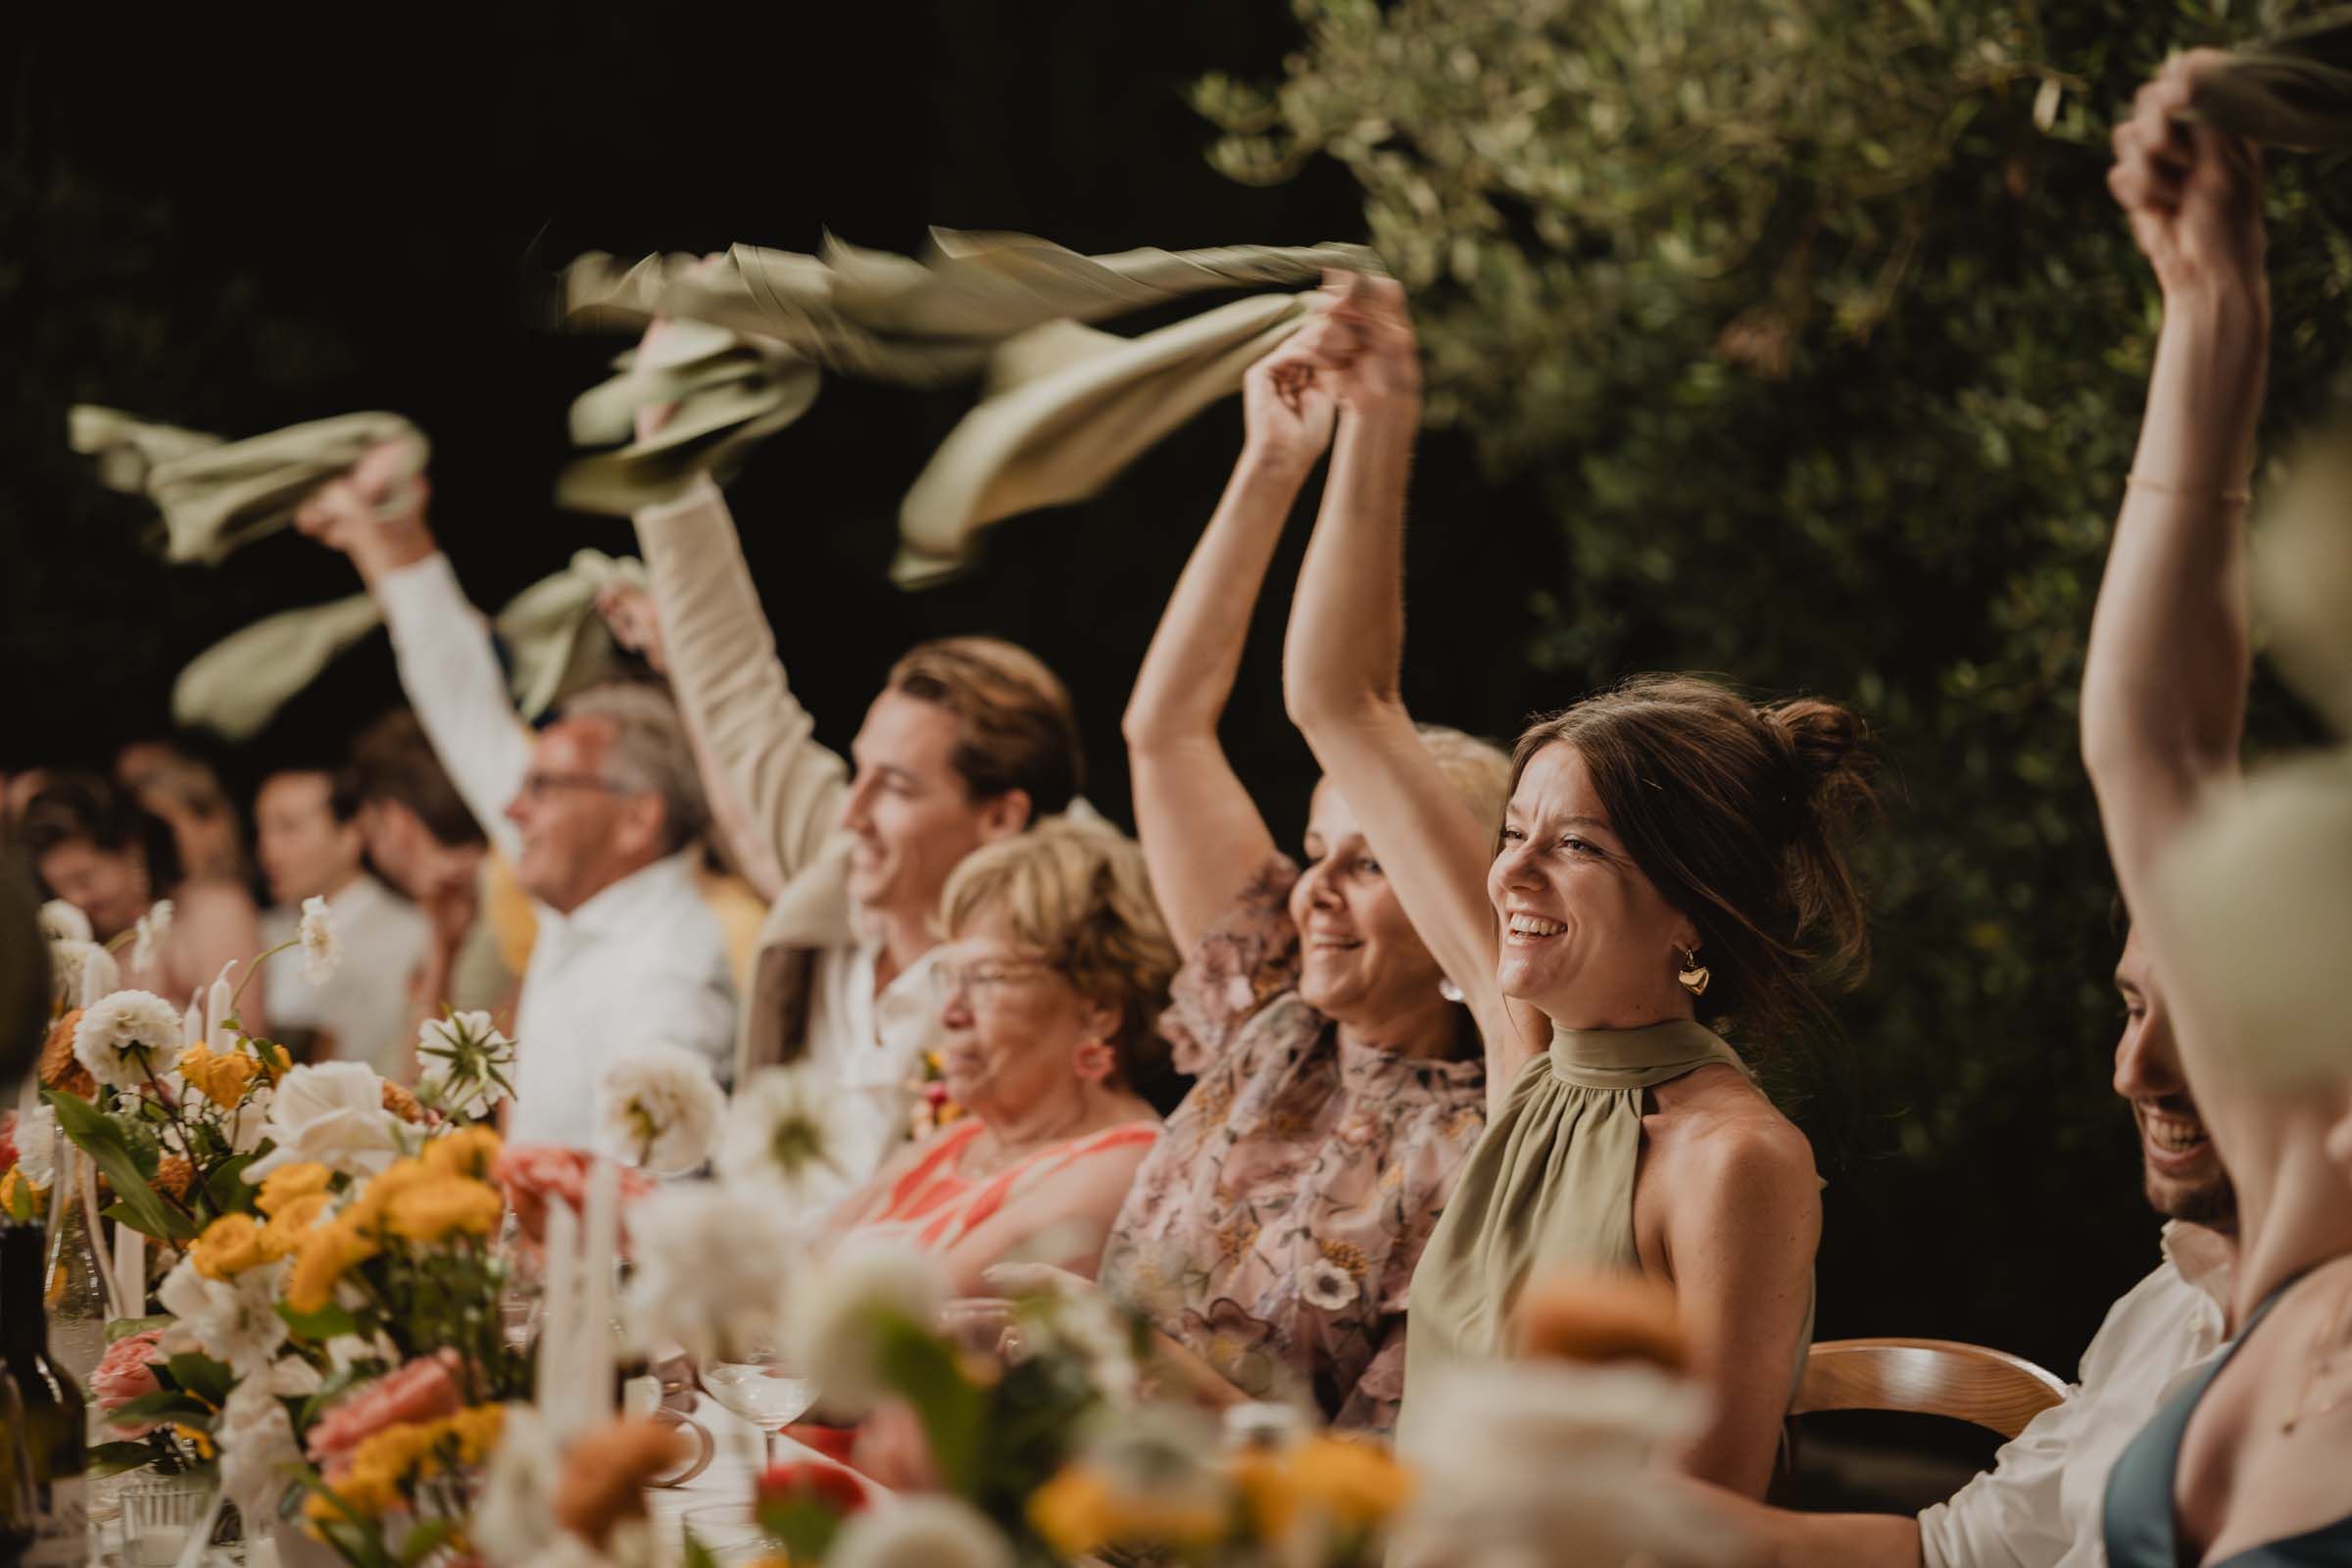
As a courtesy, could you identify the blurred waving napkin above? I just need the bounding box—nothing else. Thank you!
[557,228,1382,583]
[170,550,648,741]
[2193,8,2352,149]
[70,407,428,565]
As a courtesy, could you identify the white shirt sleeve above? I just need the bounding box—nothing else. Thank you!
[1917,1258,2208,1568]
[373,553,530,861]
[1916,1375,2089,1568]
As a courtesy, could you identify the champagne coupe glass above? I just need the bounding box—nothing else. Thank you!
[698,1345,818,1466]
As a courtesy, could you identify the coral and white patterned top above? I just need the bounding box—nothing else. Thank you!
[1098,857,1488,1434]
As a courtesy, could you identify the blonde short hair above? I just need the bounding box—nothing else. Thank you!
[940,818,1179,1099]
[1415,723,1513,835]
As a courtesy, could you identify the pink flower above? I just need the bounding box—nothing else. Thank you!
[492,1143,655,1252]
[92,1330,168,1436]
[306,1348,464,1471]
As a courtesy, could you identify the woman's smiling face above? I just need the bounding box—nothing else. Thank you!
[1488,743,1698,1029]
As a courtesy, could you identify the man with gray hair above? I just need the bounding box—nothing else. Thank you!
[296,449,735,1150]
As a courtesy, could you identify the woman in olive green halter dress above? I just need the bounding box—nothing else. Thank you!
[1272,275,1876,1496]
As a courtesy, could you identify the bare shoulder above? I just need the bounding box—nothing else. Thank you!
[1645,1068,1818,1202]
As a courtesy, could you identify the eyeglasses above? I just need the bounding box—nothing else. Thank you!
[514,771,633,804]
[925,956,1058,1006]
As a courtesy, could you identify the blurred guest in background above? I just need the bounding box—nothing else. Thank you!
[117,740,251,887]
[254,763,430,1075]
[21,771,267,1030]
[345,709,521,1033]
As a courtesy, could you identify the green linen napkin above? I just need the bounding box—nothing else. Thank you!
[70,407,428,565]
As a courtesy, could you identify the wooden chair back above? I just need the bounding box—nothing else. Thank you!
[1791,1338,2069,1440]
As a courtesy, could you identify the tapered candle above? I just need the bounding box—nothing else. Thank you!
[542,1200,580,1435]
[581,1156,620,1422]
[207,961,236,1050]
[114,1225,145,1316]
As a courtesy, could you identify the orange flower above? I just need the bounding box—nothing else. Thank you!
[39,1011,96,1099]
[553,1420,688,1547]
[152,1156,196,1204]
[381,1080,426,1125]
[1515,1271,1687,1371]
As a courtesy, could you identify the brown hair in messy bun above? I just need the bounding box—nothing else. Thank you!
[1506,673,1876,1056]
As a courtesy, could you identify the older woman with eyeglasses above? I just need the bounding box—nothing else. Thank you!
[817,818,1180,1294]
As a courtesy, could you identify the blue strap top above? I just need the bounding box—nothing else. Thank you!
[2102,1273,2352,1566]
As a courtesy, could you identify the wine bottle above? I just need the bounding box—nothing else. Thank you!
[2,1222,87,1567]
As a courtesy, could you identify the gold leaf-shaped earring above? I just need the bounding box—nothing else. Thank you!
[1677,947,1711,998]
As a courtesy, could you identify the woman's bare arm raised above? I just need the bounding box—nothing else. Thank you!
[1123,357,1334,956]
[1278,278,1546,1102]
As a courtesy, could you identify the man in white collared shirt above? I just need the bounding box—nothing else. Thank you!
[295,455,736,1151]
[256,766,431,1079]
[1709,932,2236,1567]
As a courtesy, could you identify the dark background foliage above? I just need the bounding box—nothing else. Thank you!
[2,1,2339,1376]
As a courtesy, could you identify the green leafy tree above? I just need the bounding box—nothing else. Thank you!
[1197,0,2352,1360]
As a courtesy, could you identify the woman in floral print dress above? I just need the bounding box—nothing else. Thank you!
[1087,350,1508,1434]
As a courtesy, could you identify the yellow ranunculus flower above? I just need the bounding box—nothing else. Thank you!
[1282,1436,1410,1527]
[447,1403,506,1464]
[0,1169,44,1222]
[177,1044,259,1106]
[343,1157,438,1234]
[349,1419,439,1481]
[385,1177,503,1245]
[171,1423,217,1461]
[255,1042,294,1083]
[285,1218,377,1315]
[191,1213,269,1280]
[1027,1466,1114,1557]
[260,1192,332,1258]
[255,1161,333,1217]
[421,1125,503,1181]
[1029,1464,1225,1556]
[303,1461,400,1529]
[1232,1437,1409,1544]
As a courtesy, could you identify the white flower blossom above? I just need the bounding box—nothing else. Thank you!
[827,1498,1013,1568]
[717,1065,844,1200]
[595,1044,725,1176]
[72,989,187,1089]
[1035,1286,1146,1406]
[221,1083,273,1155]
[13,1104,56,1190]
[621,1185,805,1363]
[216,1365,307,1525]
[298,895,339,984]
[787,1238,947,1418]
[39,901,92,946]
[1394,1361,1748,1568]
[2158,755,2352,1088]
[414,1010,517,1120]
[470,1402,564,1565]
[241,1061,401,1178]
[129,899,174,973]
[48,940,118,1011]
[156,1256,290,1377]
[1299,1257,1358,1311]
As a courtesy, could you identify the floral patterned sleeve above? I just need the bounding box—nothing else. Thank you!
[1335,1319,1410,1436]
[1155,855,1304,1077]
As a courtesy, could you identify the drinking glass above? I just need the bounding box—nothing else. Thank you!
[698,1346,818,1466]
